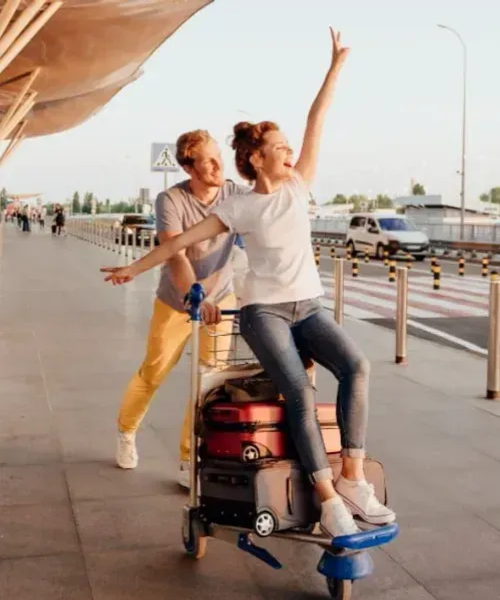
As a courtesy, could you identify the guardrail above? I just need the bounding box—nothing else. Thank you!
[66,218,157,259]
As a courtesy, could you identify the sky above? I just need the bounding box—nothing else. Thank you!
[0,0,499,207]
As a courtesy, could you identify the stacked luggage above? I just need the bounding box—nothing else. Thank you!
[198,368,388,538]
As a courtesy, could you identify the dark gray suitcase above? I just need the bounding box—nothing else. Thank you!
[199,454,387,537]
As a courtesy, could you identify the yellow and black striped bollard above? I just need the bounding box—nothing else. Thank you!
[364,250,369,264]
[383,249,389,266]
[346,246,352,261]
[433,265,441,290]
[314,246,320,269]
[430,253,437,273]
[482,256,489,278]
[490,270,498,282]
[458,255,465,277]
[352,257,359,278]
[330,247,336,259]
[388,260,396,282]
[406,253,412,269]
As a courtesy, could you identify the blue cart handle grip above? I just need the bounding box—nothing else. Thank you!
[185,283,205,321]
[185,284,240,320]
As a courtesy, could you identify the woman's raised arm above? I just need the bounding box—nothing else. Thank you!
[294,28,349,185]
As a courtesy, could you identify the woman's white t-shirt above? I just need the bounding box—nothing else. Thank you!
[213,173,324,307]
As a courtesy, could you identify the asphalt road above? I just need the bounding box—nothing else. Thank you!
[317,248,491,357]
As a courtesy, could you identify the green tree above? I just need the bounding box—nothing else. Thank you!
[0,187,8,210]
[479,188,500,204]
[82,192,94,214]
[374,194,393,209]
[348,194,369,212]
[326,193,348,205]
[71,191,81,214]
[110,201,135,214]
[412,182,426,195]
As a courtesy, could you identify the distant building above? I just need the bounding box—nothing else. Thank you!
[394,194,498,225]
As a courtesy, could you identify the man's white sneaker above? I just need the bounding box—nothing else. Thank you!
[335,476,396,525]
[177,460,190,490]
[116,431,138,469]
[320,496,360,539]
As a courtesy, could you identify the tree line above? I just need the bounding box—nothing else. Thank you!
[69,192,138,214]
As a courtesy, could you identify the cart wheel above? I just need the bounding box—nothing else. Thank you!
[254,510,276,538]
[326,578,352,600]
[242,444,260,463]
[183,513,208,559]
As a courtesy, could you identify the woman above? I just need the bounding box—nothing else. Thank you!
[101,29,395,539]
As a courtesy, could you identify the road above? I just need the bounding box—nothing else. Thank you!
[318,248,490,356]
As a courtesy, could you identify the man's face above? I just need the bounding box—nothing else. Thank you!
[186,139,225,188]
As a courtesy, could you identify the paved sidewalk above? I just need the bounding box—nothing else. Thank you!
[0,223,499,600]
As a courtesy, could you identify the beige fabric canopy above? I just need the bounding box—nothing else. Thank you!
[0,0,212,165]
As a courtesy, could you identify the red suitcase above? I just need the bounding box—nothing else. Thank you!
[201,401,341,462]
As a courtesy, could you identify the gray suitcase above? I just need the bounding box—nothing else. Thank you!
[199,454,387,537]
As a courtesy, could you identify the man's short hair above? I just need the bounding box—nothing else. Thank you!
[176,129,212,168]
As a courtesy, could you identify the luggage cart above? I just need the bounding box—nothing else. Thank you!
[182,283,399,600]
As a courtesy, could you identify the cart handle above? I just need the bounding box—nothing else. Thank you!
[185,283,240,321]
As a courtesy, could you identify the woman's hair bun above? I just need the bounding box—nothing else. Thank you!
[231,122,254,148]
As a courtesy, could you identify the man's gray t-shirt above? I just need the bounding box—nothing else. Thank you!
[155,179,247,311]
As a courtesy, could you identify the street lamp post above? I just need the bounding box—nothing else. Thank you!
[437,24,467,241]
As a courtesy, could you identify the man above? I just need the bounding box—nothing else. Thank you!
[116,129,247,487]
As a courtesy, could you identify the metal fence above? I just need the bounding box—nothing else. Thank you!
[310,218,500,244]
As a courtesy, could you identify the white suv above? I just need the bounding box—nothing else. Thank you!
[346,213,429,261]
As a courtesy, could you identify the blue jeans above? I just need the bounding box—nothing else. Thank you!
[240,299,370,483]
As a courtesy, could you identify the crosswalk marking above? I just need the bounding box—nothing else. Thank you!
[319,273,489,321]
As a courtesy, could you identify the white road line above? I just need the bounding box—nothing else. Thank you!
[406,318,487,356]
[321,277,485,318]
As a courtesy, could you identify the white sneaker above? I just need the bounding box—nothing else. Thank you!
[116,431,138,469]
[336,476,396,525]
[177,460,190,489]
[320,496,360,539]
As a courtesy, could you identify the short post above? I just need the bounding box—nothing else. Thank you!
[388,260,396,282]
[131,231,137,260]
[364,250,369,264]
[430,252,437,273]
[330,247,335,260]
[458,255,465,277]
[405,253,412,269]
[486,279,500,400]
[334,258,344,326]
[124,228,129,260]
[345,246,352,261]
[395,267,408,365]
[383,249,389,266]
[433,265,441,290]
[140,230,145,255]
[352,256,359,278]
[491,270,498,282]
[482,256,489,278]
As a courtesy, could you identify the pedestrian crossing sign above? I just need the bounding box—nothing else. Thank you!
[151,143,180,173]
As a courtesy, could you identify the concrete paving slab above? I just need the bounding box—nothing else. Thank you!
[0,502,80,559]
[0,554,93,600]
[0,464,69,506]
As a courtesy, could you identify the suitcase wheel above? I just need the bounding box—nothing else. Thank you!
[254,510,276,538]
[241,444,261,463]
[326,578,353,600]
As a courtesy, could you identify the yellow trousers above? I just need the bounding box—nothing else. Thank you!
[118,294,236,461]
